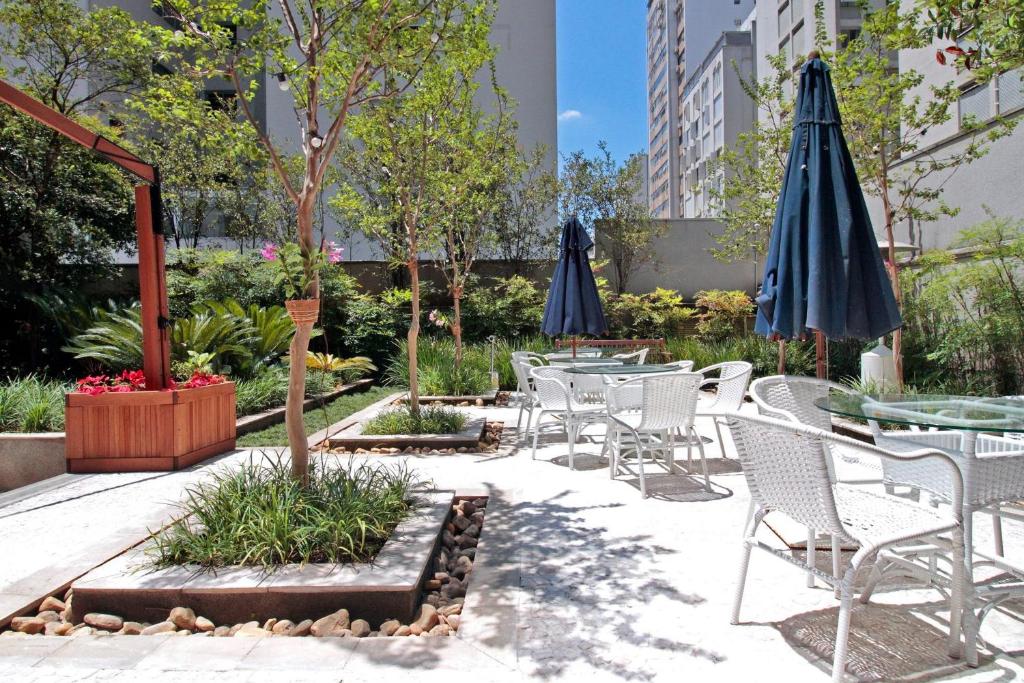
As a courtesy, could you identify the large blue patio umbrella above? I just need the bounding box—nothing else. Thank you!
[755,53,901,376]
[541,215,607,355]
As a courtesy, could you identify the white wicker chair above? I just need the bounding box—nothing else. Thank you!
[727,413,966,683]
[749,375,860,590]
[612,348,649,365]
[511,356,545,435]
[695,361,753,458]
[606,372,705,497]
[528,366,607,469]
[665,360,694,372]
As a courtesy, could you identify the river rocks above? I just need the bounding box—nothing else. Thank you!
[141,621,177,636]
[168,607,196,631]
[194,616,215,633]
[119,622,143,636]
[213,625,231,637]
[311,609,350,637]
[379,619,401,636]
[235,623,268,637]
[37,611,59,623]
[271,619,294,635]
[44,621,73,636]
[349,619,370,637]
[290,619,313,637]
[84,613,123,631]
[38,596,65,613]
[413,604,439,631]
[10,617,45,635]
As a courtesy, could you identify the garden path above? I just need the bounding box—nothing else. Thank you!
[1,403,1024,682]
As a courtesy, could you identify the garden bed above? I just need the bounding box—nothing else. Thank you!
[4,494,488,640]
[235,378,374,436]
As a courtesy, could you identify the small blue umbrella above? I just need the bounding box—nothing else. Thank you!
[755,54,901,374]
[541,215,607,354]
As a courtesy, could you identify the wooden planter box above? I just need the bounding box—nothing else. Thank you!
[65,382,236,473]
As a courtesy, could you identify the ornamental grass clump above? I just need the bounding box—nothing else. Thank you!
[150,454,425,569]
[362,405,467,435]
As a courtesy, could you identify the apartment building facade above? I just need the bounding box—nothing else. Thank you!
[645,0,753,219]
[75,0,557,259]
[679,31,755,218]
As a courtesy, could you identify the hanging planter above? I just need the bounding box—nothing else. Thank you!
[285,298,320,325]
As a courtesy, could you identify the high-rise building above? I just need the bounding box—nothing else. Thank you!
[645,0,754,218]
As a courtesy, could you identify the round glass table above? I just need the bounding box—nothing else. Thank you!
[563,363,676,376]
[814,393,1024,434]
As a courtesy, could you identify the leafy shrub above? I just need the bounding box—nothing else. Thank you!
[150,454,424,568]
[666,335,816,377]
[0,376,68,433]
[603,287,698,338]
[461,275,545,341]
[341,289,412,367]
[234,367,289,416]
[361,405,467,435]
[694,290,755,341]
[385,339,492,396]
[64,299,298,379]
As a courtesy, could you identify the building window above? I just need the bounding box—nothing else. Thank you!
[712,62,722,92]
[203,89,237,112]
[958,82,992,126]
[793,22,805,58]
[997,67,1024,114]
[714,121,724,149]
[713,93,723,122]
[778,2,790,38]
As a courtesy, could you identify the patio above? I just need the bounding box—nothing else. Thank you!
[2,401,1024,682]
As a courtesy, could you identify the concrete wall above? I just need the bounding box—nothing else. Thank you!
[595,218,758,298]
[0,434,65,492]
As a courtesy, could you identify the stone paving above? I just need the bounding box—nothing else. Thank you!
[1,401,1024,682]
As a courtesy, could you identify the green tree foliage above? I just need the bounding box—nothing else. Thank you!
[560,142,657,293]
[0,0,161,374]
[902,214,1024,394]
[332,1,497,413]
[919,0,1024,79]
[487,145,560,271]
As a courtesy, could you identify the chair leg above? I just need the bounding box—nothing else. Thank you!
[948,522,966,660]
[567,420,577,470]
[609,426,618,479]
[962,508,980,667]
[691,426,711,492]
[516,400,525,432]
[993,512,1004,557]
[832,578,855,683]
[806,527,817,588]
[637,443,647,498]
[731,506,762,625]
[531,411,544,460]
[714,417,727,459]
[832,536,842,599]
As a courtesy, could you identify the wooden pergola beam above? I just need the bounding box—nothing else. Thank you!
[0,79,172,390]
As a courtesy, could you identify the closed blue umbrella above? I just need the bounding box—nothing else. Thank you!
[755,54,901,375]
[541,215,607,354]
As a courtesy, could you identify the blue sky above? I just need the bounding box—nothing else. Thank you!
[556,0,647,165]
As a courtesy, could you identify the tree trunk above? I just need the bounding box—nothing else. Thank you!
[880,190,905,390]
[452,285,463,367]
[286,203,318,485]
[408,256,421,417]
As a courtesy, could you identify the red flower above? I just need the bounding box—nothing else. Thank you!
[180,370,226,390]
[117,369,146,388]
[76,375,109,388]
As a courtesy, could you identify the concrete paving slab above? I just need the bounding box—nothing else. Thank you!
[238,636,357,671]
[37,633,165,669]
[0,635,71,666]
[135,635,261,671]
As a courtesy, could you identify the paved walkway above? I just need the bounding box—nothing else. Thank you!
[1,403,1024,682]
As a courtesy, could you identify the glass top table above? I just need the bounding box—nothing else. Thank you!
[544,347,605,356]
[563,363,676,376]
[814,393,1024,433]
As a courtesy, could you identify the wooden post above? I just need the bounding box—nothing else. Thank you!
[815,330,827,380]
[135,184,172,390]
[777,339,786,375]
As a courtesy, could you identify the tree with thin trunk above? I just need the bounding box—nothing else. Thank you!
[432,68,519,366]
[488,144,560,273]
[334,2,496,412]
[560,142,656,294]
[162,0,488,483]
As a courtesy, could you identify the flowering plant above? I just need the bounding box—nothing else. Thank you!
[74,369,226,394]
[261,240,343,300]
[428,309,452,330]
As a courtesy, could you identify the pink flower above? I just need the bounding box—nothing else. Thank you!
[260,243,278,261]
[325,241,343,263]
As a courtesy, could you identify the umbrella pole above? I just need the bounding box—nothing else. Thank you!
[572,336,577,359]
[815,330,826,380]
[777,339,786,375]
